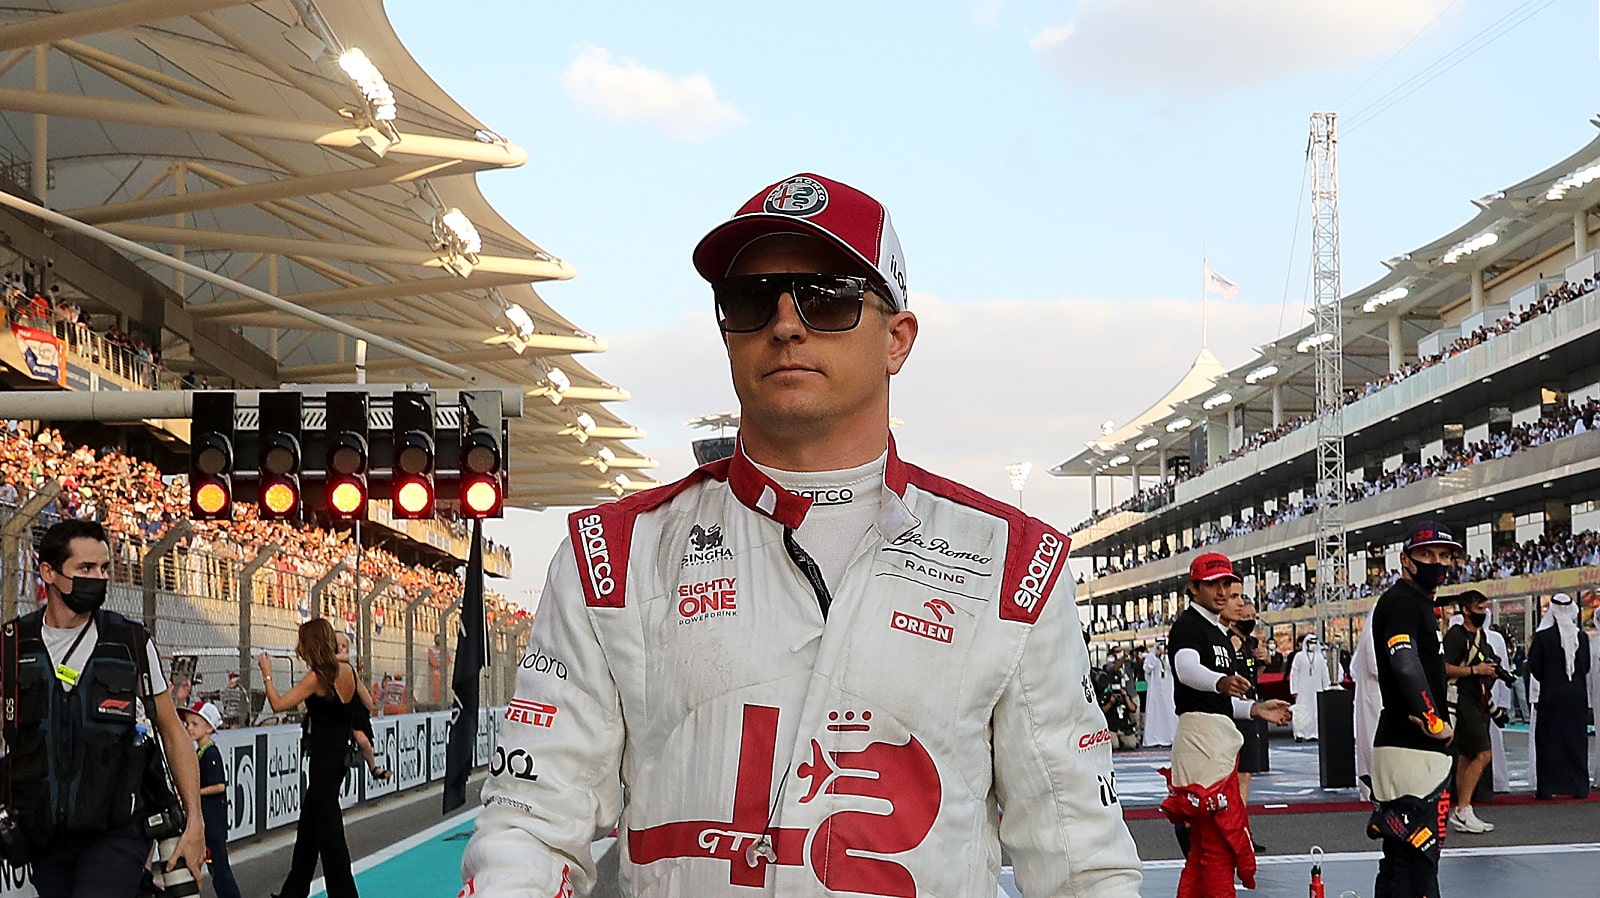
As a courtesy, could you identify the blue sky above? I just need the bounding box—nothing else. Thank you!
[382,0,1600,605]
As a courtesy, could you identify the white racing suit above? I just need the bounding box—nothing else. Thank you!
[461,443,1143,897]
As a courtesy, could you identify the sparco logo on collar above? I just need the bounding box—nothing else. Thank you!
[764,176,828,217]
[1001,527,1070,625]
[578,514,615,596]
[793,487,853,507]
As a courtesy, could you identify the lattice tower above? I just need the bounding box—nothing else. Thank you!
[1310,111,1347,650]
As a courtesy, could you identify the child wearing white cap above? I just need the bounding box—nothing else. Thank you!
[178,701,241,898]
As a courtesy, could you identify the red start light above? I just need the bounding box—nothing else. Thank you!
[464,479,501,515]
[396,480,433,515]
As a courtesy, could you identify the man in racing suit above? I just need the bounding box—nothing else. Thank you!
[1367,520,1460,898]
[460,173,1144,897]
[1161,552,1291,898]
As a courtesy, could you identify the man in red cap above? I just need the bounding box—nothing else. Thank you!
[462,174,1142,897]
[1161,551,1291,898]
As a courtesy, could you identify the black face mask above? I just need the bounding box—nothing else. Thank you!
[57,575,108,614]
[1410,560,1450,593]
[1236,619,1257,636]
[1468,610,1487,628]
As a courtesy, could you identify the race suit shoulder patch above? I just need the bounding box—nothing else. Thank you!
[568,464,726,607]
[899,463,1072,626]
[999,519,1070,625]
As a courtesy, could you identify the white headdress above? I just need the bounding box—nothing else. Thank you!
[1537,592,1580,679]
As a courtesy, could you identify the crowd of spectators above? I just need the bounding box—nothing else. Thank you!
[4,264,168,389]
[1072,277,1600,535]
[0,425,523,645]
[1460,530,1600,582]
[1087,397,1600,580]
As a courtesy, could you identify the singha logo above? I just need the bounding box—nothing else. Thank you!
[683,523,734,567]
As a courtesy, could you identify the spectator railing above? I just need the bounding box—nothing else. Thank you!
[1079,427,1600,600]
[0,492,529,724]
[49,320,185,391]
[1075,288,1600,546]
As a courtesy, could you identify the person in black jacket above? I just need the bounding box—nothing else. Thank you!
[1,519,205,897]
[1367,520,1460,898]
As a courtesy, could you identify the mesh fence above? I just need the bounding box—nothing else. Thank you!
[0,499,524,726]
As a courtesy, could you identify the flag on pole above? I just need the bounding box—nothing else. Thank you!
[1204,264,1240,300]
[443,519,487,813]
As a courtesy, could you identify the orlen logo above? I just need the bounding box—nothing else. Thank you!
[1012,532,1063,613]
[679,577,738,622]
[1078,728,1112,751]
[578,513,615,597]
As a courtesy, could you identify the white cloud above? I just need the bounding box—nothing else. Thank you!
[490,292,1291,608]
[559,45,745,142]
[1029,23,1074,52]
[1032,0,1456,93]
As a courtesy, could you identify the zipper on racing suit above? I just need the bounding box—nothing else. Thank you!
[782,527,831,619]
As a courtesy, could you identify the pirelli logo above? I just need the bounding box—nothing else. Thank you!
[1387,634,1412,649]
[505,698,558,728]
[1409,827,1434,849]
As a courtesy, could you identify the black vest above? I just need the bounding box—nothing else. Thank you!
[1,609,152,845]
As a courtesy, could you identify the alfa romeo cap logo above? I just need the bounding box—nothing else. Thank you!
[764,176,829,217]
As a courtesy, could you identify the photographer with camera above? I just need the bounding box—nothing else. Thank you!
[1,520,204,896]
[1442,590,1502,833]
[1094,658,1141,750]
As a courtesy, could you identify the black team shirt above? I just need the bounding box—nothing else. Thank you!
[1166,605,1239,717]
[1370,578,1450,755]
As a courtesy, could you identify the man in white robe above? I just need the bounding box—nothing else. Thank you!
[1482,609,1513,793]
[1143,636,1179,748]
[1354,604,1383,801]
[1290,634,1334,741]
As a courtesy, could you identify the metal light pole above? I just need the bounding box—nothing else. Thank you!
[1005,462,1032,511]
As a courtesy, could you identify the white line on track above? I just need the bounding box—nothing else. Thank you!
[1137,841,1600,869]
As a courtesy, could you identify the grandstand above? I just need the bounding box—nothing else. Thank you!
[0,1,657,712]
[1054,124,1600,659]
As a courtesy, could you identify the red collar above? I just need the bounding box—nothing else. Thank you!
[724,434,909,529]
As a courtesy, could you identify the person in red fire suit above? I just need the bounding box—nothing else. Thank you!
[458,173,1144,896]
[1162,552,1291,898]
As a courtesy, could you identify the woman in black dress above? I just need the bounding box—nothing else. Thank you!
[259,619,360,898]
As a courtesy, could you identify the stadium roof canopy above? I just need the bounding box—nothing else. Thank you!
[1052,122,1600,481]
[0,0,656,507]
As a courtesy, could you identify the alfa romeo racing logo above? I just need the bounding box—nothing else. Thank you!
[764,176,829,217]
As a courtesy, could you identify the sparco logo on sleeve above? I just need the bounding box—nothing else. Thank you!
[578,514,615,597]
[1012,533,1063,614]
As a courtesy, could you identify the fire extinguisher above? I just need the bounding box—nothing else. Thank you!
[1308,845,1325,898]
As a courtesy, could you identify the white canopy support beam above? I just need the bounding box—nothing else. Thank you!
[100,222,575,280]
[0,190,477,383]
[69,159,461,224]
[0,86,529,167]
[279,347,524,379]
[191,271,532,318]
[0,0,255,51]
[526,384,632,403]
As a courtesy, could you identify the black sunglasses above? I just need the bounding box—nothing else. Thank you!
[713,273,890,334]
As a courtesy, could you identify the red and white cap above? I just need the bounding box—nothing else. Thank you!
[178,700,224,732]
[693,173,908,311]
[1188,552,1240,583]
